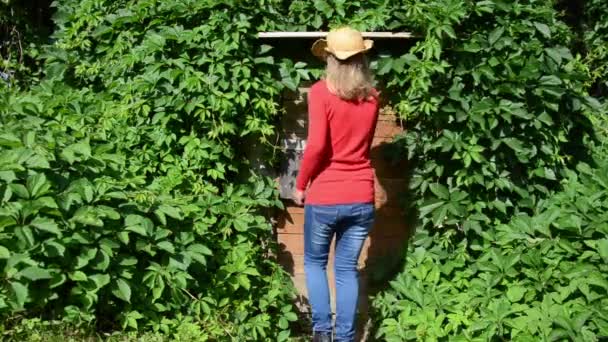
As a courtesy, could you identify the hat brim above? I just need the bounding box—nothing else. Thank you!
[311,39,373,60]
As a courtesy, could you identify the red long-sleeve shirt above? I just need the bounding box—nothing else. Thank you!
[295,80,379,205]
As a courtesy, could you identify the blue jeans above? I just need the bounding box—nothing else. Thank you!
[304,203,375,342]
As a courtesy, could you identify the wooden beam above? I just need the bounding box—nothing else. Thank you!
[258,32,415,39]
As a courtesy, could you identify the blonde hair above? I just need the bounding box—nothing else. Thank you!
[325,54,375,101]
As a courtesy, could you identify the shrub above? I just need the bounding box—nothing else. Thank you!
[0,1,52,88]
[2,0,606,340]
[370,0,606,340]
[0,0,298,339]
[582,0,608,97]
[373,147,608,340]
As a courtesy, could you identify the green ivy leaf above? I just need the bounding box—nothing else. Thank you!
[10,281,28,308]
[19,266,52,281]
[254,56,274,65]
[506,286,526,302]
[598,239,608,263]
[419,199,445,218]
[503,138,524,153]
[0,246,10,259]
[157,205,182,220]
[125,225,147,236]
[281,77,297,91]
[533,22,551,38]
[284,312,298,321]
[278,317,288,329]
[61,139,91,164]
[50,274,66,289]
[26,173,49,199]
[377,58,393,75]
[429,183,450,200]
[0,171,16,183]
[89,274,111,290]
[30,217,61,236]
[488,26,504,45]
[0,133,22,148]
[70,271,88,282]
[187,243,213,256]
[157,241,175,254]
[9,184,29,199]
[277,329,290,341]
[112,278,131,303]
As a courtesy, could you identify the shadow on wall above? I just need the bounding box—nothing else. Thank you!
[355,139,415,341]
[365,140,414,289]
[275,233,313,334]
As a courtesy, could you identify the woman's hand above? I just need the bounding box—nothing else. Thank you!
[293,189,305,206]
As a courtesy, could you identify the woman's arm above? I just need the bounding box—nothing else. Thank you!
[295,85,329,192]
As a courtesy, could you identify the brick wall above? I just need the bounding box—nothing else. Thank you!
[275,86,409,314]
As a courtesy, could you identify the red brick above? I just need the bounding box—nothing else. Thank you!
[378,113,398,122]
[282,99,307,115]
[369,141,388,160]
[374,196,387,208]
[291,273,308,294]
[378,105,397,117]
[375,178,407,205]
[374,120,403,138]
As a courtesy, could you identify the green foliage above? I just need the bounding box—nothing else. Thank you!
[373,155,608,341]
[283,0,398,31]
[0,1,51,88]
[270,1,606,340]
[367,0,606,340]
[2,316,240,341]
[0,0,299,339]
[582,0,608,96]
[3,0,606,340]
[0,82,296,339]
[392,0,594,230]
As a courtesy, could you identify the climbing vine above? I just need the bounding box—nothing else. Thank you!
[1,0,606,340]
[366,1,607,340]
[0,0,52,88]
[0,0,298,339]
[582,0,608,97]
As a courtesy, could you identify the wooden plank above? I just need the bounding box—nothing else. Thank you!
[276,211,305,234]
[258,31,415,39]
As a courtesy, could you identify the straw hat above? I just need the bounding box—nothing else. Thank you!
[311,27,373,60]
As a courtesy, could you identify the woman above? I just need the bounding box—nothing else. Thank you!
[293,27,378,342]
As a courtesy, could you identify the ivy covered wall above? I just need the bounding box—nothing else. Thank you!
[0,0,606,340]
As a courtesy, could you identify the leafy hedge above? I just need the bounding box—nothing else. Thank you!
[2,0,607,340]
[374,155,608,341]
[582,0,608,97]
[0,0,298,339]
[0,0,53,88]
[369,0,607,340]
